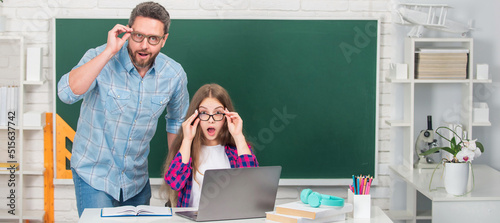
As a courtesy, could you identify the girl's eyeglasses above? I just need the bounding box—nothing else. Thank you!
[198,112,225,121]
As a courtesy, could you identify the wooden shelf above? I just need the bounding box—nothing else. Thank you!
[385,77,411,83]
[0,213,19,220]
[22,210,45,221]
[473,79,492,83]
[472,121,492,126]
[387,77,490,84]
[23,125,44,130]
[386,119,411,127]
[408,37,473,43]
[0,210,47,221]
[0,171,18,175]
[53,178,75,185]
[23,169,45,175]
[0,125,44,130]
[23,80,45,85]
[0,169,44,175]
[413,79,470,83]
[416,210,432,220]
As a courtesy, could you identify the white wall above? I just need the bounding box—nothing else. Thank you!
[0,0,432,222]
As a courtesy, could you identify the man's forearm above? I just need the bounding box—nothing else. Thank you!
[68,49,115,95]
[167,132,178,150]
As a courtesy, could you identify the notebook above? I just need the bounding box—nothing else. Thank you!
[176,166,282,222]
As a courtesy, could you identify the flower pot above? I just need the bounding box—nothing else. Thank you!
[444,162,469,195]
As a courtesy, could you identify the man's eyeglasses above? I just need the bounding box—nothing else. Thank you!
[130,31,165,45]
[198,111,225,121]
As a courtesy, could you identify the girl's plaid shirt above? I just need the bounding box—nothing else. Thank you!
[164,145,258,207]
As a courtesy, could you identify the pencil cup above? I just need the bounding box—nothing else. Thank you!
[347,189,371,218]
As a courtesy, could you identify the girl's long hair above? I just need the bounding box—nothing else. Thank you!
[161,83,236,207]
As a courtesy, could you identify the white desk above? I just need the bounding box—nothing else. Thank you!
[390,164,500,223]
[79,206,393,223]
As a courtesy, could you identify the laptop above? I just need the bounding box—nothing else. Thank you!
[175,166,282,222]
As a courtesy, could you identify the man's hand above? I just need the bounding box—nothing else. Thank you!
[67,24,132,95]
[105,24,133,55]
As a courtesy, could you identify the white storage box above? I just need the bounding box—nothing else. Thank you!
[390,63,408,80]
[26,47,42,81]
[23,111,45,127]
[473,103,489,123]
[476,64,489,80]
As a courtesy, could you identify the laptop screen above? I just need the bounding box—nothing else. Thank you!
[192,166,282,221]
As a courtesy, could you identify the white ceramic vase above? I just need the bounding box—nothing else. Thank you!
[444,162,469,195]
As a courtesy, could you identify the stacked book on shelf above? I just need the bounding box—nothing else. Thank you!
[0,162,19,171]
[266,201,353,223]
[415,48,469,79]
[0,85,19,126]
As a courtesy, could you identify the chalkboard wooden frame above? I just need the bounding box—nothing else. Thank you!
[53,18,380,185]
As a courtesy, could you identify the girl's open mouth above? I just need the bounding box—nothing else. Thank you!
[207,127,216,136]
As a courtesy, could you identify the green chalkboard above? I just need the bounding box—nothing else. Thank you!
[56,19,378,180]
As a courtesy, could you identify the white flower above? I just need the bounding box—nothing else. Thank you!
[456,148,475,162]
[462,139,482,158]
[462,139,476,149]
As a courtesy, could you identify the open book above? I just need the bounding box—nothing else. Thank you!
[101,205,172,217]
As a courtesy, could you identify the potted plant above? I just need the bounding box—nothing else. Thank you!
[421,126,485,195]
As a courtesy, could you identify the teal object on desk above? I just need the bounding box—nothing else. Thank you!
[300,189,344,208]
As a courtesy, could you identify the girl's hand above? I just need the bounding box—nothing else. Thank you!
[182,110,200,141]
[226,108,251,156]
[225,108,243,138]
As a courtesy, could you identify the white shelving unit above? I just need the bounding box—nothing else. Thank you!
[387,37,492,222]
[0,36,45,222]
[387,37,491,169]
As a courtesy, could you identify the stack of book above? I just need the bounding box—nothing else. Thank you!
[0,86,19,126]
[266,201,353,223]
[415,48,469,79]
[0,163,19,171]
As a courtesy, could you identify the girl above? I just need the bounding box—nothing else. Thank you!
[163,83,259,207]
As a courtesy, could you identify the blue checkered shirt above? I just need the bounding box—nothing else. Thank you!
[57,42,189,201]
